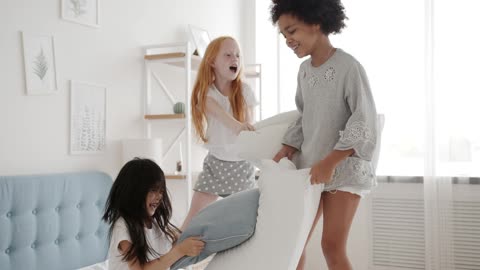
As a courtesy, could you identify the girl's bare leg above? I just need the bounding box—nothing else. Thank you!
[180,191,218,231]
[321,191,360,270]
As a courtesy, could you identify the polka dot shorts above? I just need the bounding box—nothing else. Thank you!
[193,154,256,197]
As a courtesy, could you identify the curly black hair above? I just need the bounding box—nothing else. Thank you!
[270,0,347,35]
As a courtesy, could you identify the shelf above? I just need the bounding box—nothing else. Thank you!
[143,42,194,210]
[245,70,261,77]
[144,50,203,70]
[144,50,260,78]
[165,174,186,180]
[144,114,185,120]
[244,64,261,78]
[144,52,187,60]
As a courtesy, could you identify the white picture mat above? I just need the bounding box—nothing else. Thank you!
[22,32,58,95]
[188,24,211,58]
[61,0,100,28]
[70,80,107,154]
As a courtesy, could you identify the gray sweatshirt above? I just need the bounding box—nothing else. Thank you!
[282,48,378,191]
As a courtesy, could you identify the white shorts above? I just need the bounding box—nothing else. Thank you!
[325,186,370,198]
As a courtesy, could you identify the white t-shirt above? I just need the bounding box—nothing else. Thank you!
[108,217,172,270]
[204,82,258,161]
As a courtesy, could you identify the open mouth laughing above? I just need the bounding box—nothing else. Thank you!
[292,44,299,53]
[229,65,238,73]
[149,202,159,211]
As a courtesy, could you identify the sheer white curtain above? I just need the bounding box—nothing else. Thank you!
[427,1,480,269]
[276,0,480,176]
[267,0,480,268]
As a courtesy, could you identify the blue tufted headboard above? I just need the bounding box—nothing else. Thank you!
[0,171,112,270]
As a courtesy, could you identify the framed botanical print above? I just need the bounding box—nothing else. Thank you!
[70,80,107,154]
[61,0,100,28]
[22,32,58,95]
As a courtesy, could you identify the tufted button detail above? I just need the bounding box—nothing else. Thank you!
[54,239,59,245]
[76,204,81,209]
[55,207,60,212]
[5,248,10,254]
[31,243,36,249]
[6,212,12,218]
[75,234,80,240]
[32,209,37,215]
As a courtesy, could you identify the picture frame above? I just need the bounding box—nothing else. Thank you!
[70,80,107,154]
[21,32,58,95]
[188,24,211,58]
[61,0,100,28]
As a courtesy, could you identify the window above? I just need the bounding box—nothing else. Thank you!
[257,0,480,177]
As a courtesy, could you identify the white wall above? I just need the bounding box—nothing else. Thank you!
[0,0,256,229]
[0,0,251,178]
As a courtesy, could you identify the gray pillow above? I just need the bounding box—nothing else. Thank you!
[171,188,260,270]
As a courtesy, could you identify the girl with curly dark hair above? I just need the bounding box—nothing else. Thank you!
[271,0,378,269]
[103,158,205,270]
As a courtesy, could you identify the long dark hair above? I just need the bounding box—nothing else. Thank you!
[102,158,181,265]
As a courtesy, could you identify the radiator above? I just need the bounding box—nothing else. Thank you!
[369,177,480,270]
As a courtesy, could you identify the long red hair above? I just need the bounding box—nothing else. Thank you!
[191,36,246,142]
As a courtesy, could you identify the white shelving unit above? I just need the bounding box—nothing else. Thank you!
[243,63,262,121]
[143,42,195,209]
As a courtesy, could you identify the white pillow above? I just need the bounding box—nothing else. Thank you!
[205,159,323,270]
[233,110,300,165]
[253,110,300,130]
[235,112,384,172]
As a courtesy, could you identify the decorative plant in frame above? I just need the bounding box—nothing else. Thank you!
[70,81,107,154]
[32,48,49,80]
[61,0,100,28]
[69,0,88,17]
[21,32,58,95]
[75,105,105,152]
[188,24,211,58]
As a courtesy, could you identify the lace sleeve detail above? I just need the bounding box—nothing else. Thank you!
[339,121,374,146]
[336,118,377,160]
